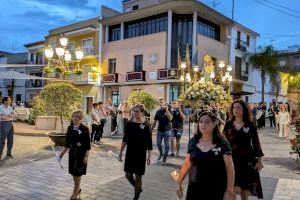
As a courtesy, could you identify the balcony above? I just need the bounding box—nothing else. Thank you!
[157,68,179,80]
[69,73,97,85]
[126,71,146,82]
[235,39,247,52]
[235,72,248,82]
[101,73,118,83]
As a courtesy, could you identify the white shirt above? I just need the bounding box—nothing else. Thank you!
[277,111,290,124]
[0,104,14,122]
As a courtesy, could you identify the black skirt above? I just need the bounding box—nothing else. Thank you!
[69,147,87,176]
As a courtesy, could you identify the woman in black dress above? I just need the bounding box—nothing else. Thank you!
[119,104,153,200]
[59,110,91,200]
[177,111,235,200]
[223,99,264,199]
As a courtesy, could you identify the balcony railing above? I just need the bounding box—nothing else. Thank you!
[126,71,146,82]
[157,68,179,80]
[101,73,118,83]
[69,73,96,84]
[235,39,247,52]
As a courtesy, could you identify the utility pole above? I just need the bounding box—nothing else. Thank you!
[228,0,235,65]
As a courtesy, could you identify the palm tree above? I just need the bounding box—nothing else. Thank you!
[250,45,279,103]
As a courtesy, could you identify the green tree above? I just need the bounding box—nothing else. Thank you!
[127,90,158,111]
[39,81,82,132]
[28,96,46,125]
[250,45,279,103]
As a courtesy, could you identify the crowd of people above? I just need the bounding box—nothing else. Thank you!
[1,94,298,200]
[250,100,298,139]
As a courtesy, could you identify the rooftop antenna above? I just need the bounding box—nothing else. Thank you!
[74,9,81,22]
[211,0,220,8]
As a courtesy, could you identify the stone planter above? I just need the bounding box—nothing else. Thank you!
[48,132,67,146]
[36,116,70,132]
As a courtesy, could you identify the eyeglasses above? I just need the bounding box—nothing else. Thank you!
[132,110,141,113]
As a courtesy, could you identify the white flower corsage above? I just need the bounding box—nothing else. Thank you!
[243,127,250,133]
[78,130,82,135]
[212,147,222,155]
[139,124,145,129]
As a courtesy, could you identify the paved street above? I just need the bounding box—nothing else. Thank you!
[0,123,300,199]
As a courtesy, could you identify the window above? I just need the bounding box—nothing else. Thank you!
[111,91,119,107]
[197,17,220,41]
[171,14,193,68]
[82,39,93,55]
[109,24,121,42]
[235,56,242,79]
[169,84,180,101]
[124,13,167,39]
[247,35,250,46]
[30,53,34,62]
[245,96,249,103]
[237,31,241,41]
[68,42,75,57]
[245,62,249,74]
[108,59,116,74]
[36,52,43,64]
[133,5,139,10]
[134,55,143,72]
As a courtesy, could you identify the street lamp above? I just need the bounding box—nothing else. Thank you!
[44,37,84,78]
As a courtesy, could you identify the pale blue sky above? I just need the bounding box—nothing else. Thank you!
[0,0,299,52]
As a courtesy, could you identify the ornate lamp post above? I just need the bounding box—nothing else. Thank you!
[44,37,84,79]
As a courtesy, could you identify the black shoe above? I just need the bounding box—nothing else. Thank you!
[168,153,175,157]
[133,189,143,200]
[6,155,13,158]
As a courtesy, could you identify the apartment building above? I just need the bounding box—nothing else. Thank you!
[278,46,300,101]
[45,17,101,114]
[0,51,27,102]
[98,0,261,104]
[24,41,46,104]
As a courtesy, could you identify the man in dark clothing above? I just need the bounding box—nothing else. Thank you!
[151,98,173,165]
[169,100,185,157]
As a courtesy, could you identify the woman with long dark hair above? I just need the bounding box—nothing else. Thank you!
[177,111,235,200]
[223,99,264,199]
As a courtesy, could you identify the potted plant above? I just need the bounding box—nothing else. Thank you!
[44,66,54,74]
[39,81,82,146]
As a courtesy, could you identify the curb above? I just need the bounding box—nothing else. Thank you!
[14,131,50,137]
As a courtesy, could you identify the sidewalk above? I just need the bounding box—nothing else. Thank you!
[0,123,300,199]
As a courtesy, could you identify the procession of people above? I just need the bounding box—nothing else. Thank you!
[0,94,298,200]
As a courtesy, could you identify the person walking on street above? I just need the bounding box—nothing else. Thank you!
[223,99,264,199]
[90,103,100,144]
[122,101,130,129]
[268,103,276,128]
[119,104,152,200]
[59,110,91,200]
[176,111,235,200]
[169,100,185,157]
[277,106,291,139]
[151,98,173,165]
[0,96,16,161]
